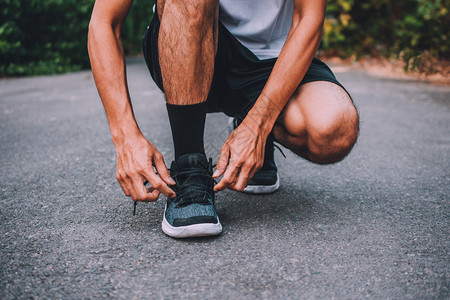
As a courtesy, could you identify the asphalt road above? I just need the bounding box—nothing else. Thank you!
[1,57,449,299]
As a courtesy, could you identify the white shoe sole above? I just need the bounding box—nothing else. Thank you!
[161,206,222,238]
[243,173,280,194]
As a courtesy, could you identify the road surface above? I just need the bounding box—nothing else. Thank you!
[1,58,449,299]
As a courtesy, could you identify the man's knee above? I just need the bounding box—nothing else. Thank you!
[274,83,359,164]
[307,103,359,164]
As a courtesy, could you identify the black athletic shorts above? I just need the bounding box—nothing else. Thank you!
[143,10,349,119]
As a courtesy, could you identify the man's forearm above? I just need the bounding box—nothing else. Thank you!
[88,21,141,144]
[245,12,325,137]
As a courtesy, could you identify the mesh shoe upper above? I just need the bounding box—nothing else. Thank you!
[165,154,218,227]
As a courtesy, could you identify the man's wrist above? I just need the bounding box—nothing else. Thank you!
[244,93,282,137]
[243,112,273,138]
[110,122,142,146]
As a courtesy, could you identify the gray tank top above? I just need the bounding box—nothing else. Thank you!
[219,0,293,59]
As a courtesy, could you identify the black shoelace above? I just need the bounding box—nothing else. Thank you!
[170,168,214,207]
[274,143,286,158]
[133,165,215,215]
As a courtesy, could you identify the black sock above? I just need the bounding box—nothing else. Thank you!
[166,102,207,160]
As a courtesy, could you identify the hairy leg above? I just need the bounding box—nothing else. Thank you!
[272,81,359,164]
[157,0,219,105]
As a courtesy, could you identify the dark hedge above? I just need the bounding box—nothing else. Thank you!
[0,0,154,76]
[1,0,448,76]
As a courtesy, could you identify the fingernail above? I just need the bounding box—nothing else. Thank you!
[170,193,176,199]
[169,178,176,185]
[212,170,219,177]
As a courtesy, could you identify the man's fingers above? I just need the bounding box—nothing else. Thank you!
[118,178,131,197]
[146,189,161,202]
[153,154,175,185]
[146,185,156,193]
[214,163,240,191]
[131,176,160,202]
[213,145,230,178]
[231,164,253,191]
[144,170,176,198]
[128,180,141,202]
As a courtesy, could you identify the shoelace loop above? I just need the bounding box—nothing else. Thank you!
[274,143,286,158]
[171,168,214,207]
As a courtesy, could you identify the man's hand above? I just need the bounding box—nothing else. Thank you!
[115,134,176,202]
[213,120,267,192]
[88,0,176,202]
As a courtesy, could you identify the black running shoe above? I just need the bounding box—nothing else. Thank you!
[162,153,222,238]
[228,118,280,194]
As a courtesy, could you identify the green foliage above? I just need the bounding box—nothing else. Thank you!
[0,0,94,76]
[122,0,155,55]
[323,0,450,71]
[0,0,154,76]
[1,0,448,76]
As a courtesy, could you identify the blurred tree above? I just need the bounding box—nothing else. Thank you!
[0,0,155,76]
[323,0,450,71]
[122,0,155,55]
[1,0,448,76]
[0,0,94,75]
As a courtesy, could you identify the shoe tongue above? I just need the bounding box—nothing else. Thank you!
[176,153,208,170]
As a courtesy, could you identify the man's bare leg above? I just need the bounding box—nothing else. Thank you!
[272,81,359,164]
[156,0,219,159]
[157,0,219,105]
[155,0,222,238]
